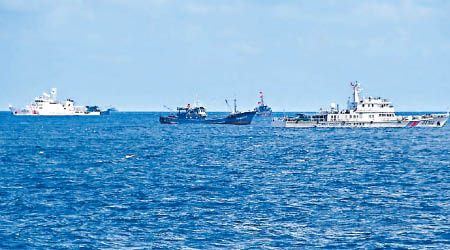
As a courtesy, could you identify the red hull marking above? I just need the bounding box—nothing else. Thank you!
[410,121,420,127]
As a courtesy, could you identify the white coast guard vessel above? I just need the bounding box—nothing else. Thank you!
[272,82,448,128]
[9,88,101,116]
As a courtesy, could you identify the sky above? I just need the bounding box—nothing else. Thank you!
[1,0,449,111]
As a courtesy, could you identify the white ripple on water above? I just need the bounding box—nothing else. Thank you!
[0,113,450,249]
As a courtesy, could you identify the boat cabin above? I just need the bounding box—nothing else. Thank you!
[176,106,207,119]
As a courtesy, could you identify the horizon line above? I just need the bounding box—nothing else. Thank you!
[0,110,448,113]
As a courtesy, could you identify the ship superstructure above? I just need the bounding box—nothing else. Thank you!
[9,88,101,116]
[272,82,448,128]
[254,91,272,116]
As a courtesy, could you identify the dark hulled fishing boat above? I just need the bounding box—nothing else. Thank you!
[160,101,256,125]
[100,107,118,115]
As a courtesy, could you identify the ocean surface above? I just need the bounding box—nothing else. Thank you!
[0,111,449,249]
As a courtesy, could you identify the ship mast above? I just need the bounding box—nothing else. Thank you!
[352,82,361,103]
[51,88,57,101]
[225,99,233,113]
[259,91,264,106]
[348,81,362,110]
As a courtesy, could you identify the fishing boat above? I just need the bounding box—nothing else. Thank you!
[254,91,272,116]
[100,107,118,115]
[9,88,102,116]
[160,100,256,125]
[272,82,449,128]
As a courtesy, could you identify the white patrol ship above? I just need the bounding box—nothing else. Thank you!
[272,82,449,128]
[9,88,101,116]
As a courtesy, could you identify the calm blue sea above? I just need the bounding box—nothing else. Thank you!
[0,111,449,249]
